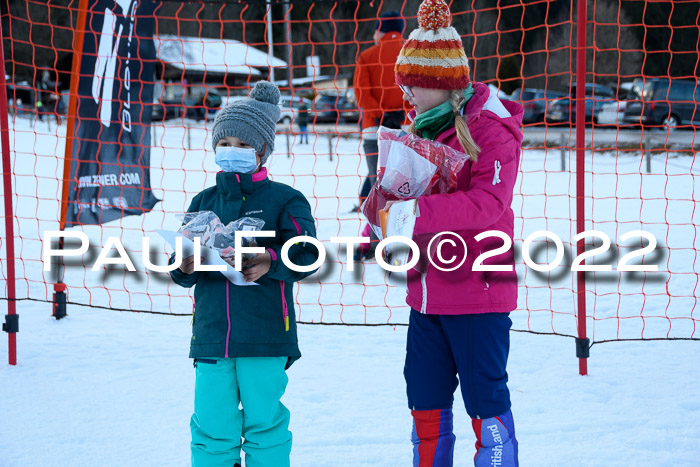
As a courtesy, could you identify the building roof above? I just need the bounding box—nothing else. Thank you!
[154,35,287,76]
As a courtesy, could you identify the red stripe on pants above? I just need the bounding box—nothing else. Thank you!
[472,418,483,462]
[412,409,442,466]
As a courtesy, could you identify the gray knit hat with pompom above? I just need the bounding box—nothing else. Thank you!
[211,81,281,164]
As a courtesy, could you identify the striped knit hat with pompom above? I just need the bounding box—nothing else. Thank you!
[394,0,470,90]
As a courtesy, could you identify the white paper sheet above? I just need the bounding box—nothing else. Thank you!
[383,200,419,266]
[156,230,257,286]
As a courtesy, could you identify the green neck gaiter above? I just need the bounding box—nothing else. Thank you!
[414,84,474,141]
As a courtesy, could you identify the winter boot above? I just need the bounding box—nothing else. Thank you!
[411,409,456,467]
[472,410,518,467]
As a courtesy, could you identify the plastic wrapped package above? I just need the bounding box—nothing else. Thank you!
[362,126,470,240]
[378,140,437,198]
[177,211,265,260]
[377,127,470,194]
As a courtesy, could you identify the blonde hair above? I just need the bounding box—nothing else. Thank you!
[408,89,480,162]
[450,89,480,161]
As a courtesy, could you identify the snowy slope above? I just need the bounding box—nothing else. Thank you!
[0,304,699,466]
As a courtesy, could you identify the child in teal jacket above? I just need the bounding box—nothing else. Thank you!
[169,81,319,467]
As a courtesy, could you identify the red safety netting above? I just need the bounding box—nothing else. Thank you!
[0,0,698,349]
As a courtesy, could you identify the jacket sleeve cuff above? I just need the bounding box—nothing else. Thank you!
[267,247,278,261]
[413,197,428,235]
[266,246,282,274]
[168,260,198,288]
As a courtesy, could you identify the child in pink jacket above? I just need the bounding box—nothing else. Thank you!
[390,1,523,465]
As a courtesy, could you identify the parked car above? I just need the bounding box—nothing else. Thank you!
[312,91,359,123]
[623,78,700,131]
[509,88,567,123]
[545,83,615,124]
[596,82,638,126]
[341,88,360,122]
[151,89,222,121]
[278,96,314,124]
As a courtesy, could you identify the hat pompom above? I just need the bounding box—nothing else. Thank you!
[417,0,451,30]
[250,80,280,106]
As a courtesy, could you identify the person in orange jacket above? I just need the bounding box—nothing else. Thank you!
[352,11,406,259]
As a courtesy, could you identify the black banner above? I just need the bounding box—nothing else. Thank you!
[66,0,159,226]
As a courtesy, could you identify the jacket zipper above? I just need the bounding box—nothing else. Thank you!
[282,214,298,329]
[225,281,231,358]
[280,281,290,331]
[289,214,302,235]
[476,246,490,291]
[420,271,428,313]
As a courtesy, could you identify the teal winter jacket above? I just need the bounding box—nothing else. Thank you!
[169,168,319,368]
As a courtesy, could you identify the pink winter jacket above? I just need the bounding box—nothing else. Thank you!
[406,82,523,315]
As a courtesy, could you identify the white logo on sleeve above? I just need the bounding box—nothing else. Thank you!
[493,160,502,185]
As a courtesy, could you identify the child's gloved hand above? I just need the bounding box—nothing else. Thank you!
[379,199,419,267]
[379,200,400,239]
[380,200,418,238]
[179,255,204,275]
[242,250,272,282]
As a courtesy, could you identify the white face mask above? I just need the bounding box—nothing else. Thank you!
[214,146,258,174]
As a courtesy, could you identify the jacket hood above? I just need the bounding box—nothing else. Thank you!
[465,82,523,143]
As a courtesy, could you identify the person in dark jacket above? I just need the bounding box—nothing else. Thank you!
[169,81,319,467]
[296,97,309,144]
[352,10,406,260]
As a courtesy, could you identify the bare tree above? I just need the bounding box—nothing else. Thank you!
[591,0,643,86]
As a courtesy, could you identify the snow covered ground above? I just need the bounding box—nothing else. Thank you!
[1,115,699,465]
[1,303,699,466]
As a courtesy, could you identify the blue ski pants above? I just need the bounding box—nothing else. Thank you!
[190,357,291,467]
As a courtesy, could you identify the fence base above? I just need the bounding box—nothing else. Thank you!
[576,337,590,359]
[53,283,67,320]
[2,314,18,333]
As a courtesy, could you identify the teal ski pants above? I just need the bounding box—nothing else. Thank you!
[190,357,292,467]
